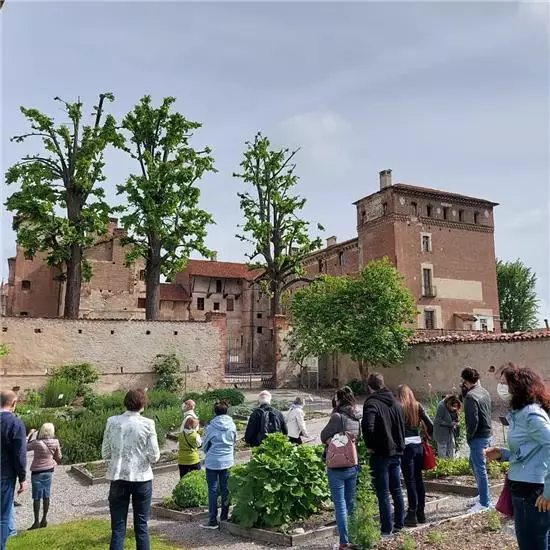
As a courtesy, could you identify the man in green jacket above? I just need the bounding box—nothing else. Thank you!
[461,366,492,513]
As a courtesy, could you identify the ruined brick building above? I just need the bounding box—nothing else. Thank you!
[303,169,500,331]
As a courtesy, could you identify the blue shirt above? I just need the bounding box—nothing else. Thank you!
[0,411,27,482]
[500,404,550,499]
[202,415,236,470]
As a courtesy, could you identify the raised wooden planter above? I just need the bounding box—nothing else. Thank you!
[150,504,209,522]
[424,478,504,497]
[70,458,179,486]
[220,520,337,546]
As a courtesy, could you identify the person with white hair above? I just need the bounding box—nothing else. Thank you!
[286,396,309,445]
[244,390,287,448]
[26,423,62,529]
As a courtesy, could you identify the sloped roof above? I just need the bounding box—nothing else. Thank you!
[410,330,550,345]
[186,259,263,281]
[159,283,191,302]
[392,184,498,206]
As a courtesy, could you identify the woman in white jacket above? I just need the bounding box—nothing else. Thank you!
[286,397,309,445]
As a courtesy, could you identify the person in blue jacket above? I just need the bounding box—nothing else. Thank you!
[486,364,550,550]
[200,400,236,530]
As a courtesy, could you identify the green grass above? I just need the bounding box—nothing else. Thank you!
[7,519,183,550]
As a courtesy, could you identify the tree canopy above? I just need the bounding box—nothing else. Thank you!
[116,95,216,320]
[290,258,417,381]
[496,259,539,332]
[5,94,121,317]
[234,133,323,315]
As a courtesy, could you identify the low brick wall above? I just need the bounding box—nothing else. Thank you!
[0,313,227,393]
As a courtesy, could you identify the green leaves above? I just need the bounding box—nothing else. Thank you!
[496,259,539,332]
[291,258,417,372]
[234,133,323,313]
[229,433,330,530]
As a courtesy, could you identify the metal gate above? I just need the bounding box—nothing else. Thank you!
[225,338,274,389]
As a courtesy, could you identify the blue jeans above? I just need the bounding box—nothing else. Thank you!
[327,467,358,545]
[8,503,16,538]
[469,437,491,507]
[0,478,15,550]
[401,443,425,513]
[512,492,550,550]
[370,455,405,535]
[206,468,230,524]
[108,480,152,550]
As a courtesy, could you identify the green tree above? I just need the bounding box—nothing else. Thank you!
[5,94,121,318]
[291,258,417,384]
[496,259,539,332]
[117,96,216,320]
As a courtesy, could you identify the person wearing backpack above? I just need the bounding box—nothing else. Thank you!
[244,391,287,448]
[320,388,362,550]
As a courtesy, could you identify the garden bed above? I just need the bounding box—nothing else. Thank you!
[220,511,337,547]
[71,450,179,485]
[424,476,504,497]
[150,502,209,522]
[374,510,516,549]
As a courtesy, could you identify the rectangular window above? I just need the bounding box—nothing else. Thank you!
[21,280,31,290]
[20,312,28,317]
[139,270,145,281]
[338,251,345,266]
[213,302,220,311]
[410,202,417,216]
[422,235,431,252]
[137,298,146,309]
[426,205,433,217]
[216,280,222,293]
[256,313,262,319]
[226,298,234,312]
[458,209,464,222]
[318,259,323,273]
[422,268,433,296]
[197,297,205,311]
[443,207,449,220]
[424,310,435,330]
[257,326,263,334]
[382,202,388,215]
[474,212,479,224]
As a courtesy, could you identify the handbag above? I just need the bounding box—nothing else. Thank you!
[326,414,358,469]
[496,474,513,517]
[422,440,437,470]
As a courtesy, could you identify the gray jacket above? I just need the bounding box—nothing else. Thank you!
[433,400,455,447]
[320,406,362,444]
[464,382,492,443]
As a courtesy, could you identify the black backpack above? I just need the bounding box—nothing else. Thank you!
[257,407,282,444]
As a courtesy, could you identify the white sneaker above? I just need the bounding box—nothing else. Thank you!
[468,502,491,514]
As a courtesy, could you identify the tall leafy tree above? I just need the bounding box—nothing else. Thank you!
[291,258,417,384]
[117,96,216,320]
[234,133,323,316]
[496,259,539,332]
[5,94,120,318]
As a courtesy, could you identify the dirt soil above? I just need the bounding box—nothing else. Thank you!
[273,509,335,533]
[85,450,178,478]
[375,512,517,550]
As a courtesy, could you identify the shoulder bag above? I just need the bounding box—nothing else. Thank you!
[326,414,358,469]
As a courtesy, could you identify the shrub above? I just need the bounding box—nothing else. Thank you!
[345,378,365,396]
[42,378,79,408]
[54,363,99,396]
[83,391,125,412]
[172,469,208,508]
[401,535,417,550]
[145,406,181,434]
[427,530,444,544]
[195,400,216,426]
[184,388,245,406]
[487,508,502,532]
[153,353,183,392]
[147,390,180,409]
[424,457,508,480]
[349,464,380,548]
[229,404,252,418]
[230,433,330,530]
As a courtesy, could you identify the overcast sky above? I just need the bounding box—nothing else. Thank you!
[1,1,548,323]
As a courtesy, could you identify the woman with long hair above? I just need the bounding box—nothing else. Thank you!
[433,395,461,458]
[486,364,550,550]
[396,384,433,527]
[320,387,362,550]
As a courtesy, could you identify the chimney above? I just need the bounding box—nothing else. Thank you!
[379,169,392,189]
[210,251,218,262]
[326,236,337,248]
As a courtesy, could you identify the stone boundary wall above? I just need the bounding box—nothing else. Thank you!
[0,313,227,393]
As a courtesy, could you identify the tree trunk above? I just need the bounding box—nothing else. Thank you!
[145,239,162,320]
[270,281,281,384]
[358,359,369,393]
[63,244,82,318]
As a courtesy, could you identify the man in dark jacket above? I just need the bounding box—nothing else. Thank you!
[461,366,493,513]
[362,373,405,536]
[0,390,28,550]
[244,390,287,448]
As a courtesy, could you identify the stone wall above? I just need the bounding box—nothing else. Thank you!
[335,335,550,399]
[0,313,227,393]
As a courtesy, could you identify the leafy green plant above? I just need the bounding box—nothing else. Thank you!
[424,457,508,480]
[21,390,42,409]
[147,390,180,409]
[153,353,183,392]
[0,343,9,358]
[427,530,444,545]
[54,363,99,396]
[145,406,181,434]
[401,535,417,550]
[229,404,252,418]
[345,379,365,396]
[42,378,79,408]
[487,508,502,532]
[195,400,216,426]
[349,464,380,548]
[229,433,330,530]
[83,391,125,412]
[172,469,209,508]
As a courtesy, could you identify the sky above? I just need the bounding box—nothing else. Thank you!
[1,1,549,323]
